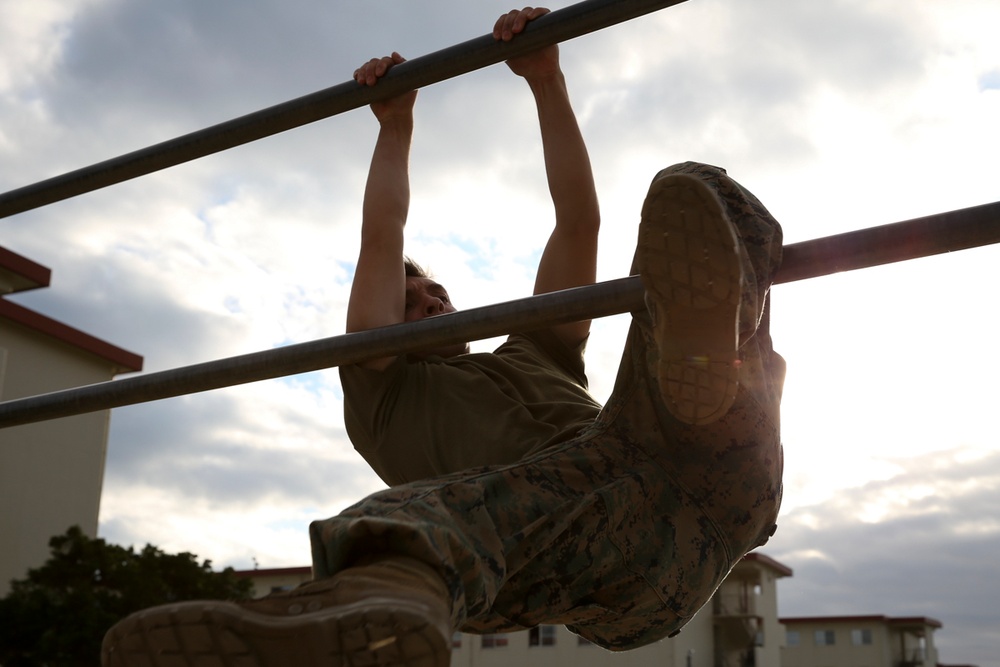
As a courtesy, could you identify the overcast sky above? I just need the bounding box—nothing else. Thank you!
[3,0,999,664]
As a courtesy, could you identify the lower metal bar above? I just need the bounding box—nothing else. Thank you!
[1,199,998,428]
[776,199,1000,283]
[1,278,646,427]
[0,0,689,219]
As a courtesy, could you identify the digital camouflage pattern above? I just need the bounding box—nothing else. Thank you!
[310,162,785,650]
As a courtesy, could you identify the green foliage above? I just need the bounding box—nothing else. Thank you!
[0,526,253,666]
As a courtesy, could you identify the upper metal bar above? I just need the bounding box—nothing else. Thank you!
[1,199,998,428]
[0,0,689,219]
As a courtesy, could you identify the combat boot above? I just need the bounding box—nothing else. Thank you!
[102,556,453,667]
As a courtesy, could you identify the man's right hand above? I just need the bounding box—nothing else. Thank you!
[494,7,560,82]
[353,52,418,122]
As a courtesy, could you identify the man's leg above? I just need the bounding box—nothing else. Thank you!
[308,433,695,650]
[305,164,787,651]
[635,161,782,425]
[102,163,785,665]
[102,553,453,667]
[598,160,785,560]
[102,430,699,666]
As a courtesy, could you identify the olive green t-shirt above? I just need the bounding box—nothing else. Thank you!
[340,330,603,486]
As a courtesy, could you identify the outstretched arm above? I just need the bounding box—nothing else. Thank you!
[345,53,417,371]
[496,7,601,350]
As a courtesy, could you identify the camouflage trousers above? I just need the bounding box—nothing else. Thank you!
[310,162,785,650]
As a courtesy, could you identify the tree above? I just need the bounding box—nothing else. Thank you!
[0,526,254,666]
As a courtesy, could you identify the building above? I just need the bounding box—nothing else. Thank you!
[238,564,313,599]
[236,551,794,667]
[780,615,942,667]
[0,246,142,594]
[237,556,971,667]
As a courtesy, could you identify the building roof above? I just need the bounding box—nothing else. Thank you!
[235,554,793,581]
[0,246,143,373]
[233,566,311,579]
[742,551,793,577]
[0,246,51,294]
[780,614,943,629]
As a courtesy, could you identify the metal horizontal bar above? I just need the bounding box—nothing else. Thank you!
[0,277,646,428]
[775,199,1000,284]
[1,199,998,428]
[0,0,689,219]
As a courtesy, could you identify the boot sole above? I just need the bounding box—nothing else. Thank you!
[102,596,450,667]
[637,173,743,425]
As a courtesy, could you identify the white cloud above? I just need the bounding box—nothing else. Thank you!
[771,448,1000,664]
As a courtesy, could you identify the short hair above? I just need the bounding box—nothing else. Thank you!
[403,256,429,279]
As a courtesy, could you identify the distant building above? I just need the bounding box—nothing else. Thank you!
[237,556,973,667]
[237,564,313,599]
[0,246,142,595]
[780,615,943,667]
[235,552,794,667]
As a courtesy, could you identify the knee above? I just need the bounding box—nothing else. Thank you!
[654,161,729,183]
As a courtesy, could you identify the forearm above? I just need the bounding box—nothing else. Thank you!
[526,70,600,346]
[361,116,413,247]
[347,115,413,336]
[527,71,600,234]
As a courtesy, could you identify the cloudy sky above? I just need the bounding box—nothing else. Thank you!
[3,0,999,664]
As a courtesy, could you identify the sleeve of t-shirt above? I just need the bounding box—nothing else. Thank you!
[338,329,592,485]
[502,328,590,389]
[339,355,547,484]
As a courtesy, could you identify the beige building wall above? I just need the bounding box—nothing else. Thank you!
[754,564,785,666]
[711,553,791,667]
[451,624,679,667]
[781,615,941,667]
[0,247,142,596]
[237,565,313,598]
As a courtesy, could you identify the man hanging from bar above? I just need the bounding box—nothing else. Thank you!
[103,7,786,667]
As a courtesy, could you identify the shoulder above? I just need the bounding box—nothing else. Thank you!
[496,330,589,388]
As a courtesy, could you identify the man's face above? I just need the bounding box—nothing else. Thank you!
[404,276,456,321]
[404,276,470,358]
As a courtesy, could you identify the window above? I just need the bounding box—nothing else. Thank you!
[529,625,557,647]
[912,636,927,661]
[787,630,800,646]
[481,634,508,649]
[851,628,873,645]
[814,629,836,646]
